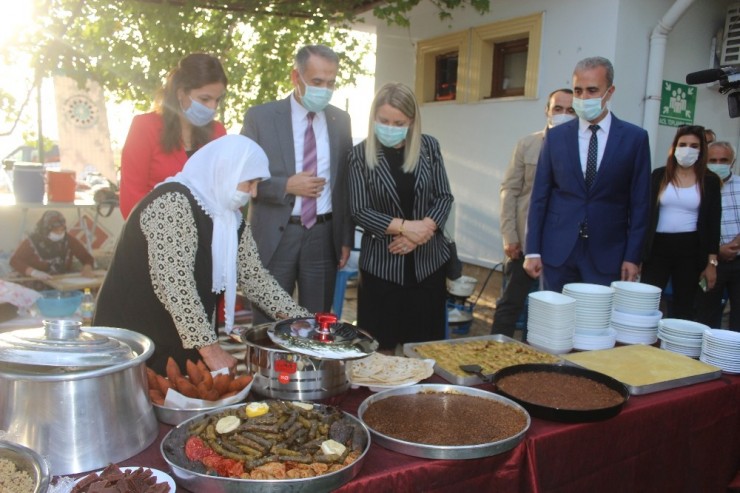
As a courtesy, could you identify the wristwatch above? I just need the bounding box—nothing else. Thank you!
[709,258,719,267]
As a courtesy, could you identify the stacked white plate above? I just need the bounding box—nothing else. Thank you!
[610,281,662,315]
[700,329,740,373]
[657,318,708,358]
[611,309,662,345]
[562,283,615,329]
[573,327,617,350]
[526,291,576,354]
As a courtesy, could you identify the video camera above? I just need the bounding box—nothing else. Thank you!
[686,66,740,118]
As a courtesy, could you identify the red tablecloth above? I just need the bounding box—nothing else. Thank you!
[68,374,740,492]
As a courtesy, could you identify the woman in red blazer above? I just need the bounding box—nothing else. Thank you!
[119,53,228,219]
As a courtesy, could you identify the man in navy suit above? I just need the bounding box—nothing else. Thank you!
[523,56,651,292]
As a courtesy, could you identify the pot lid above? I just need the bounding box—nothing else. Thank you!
[0,319,137,367]
[267,315,379,360]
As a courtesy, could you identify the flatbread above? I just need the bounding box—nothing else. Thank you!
[348,353,435,386]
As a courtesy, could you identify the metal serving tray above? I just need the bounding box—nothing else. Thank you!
[562,345,722,395]
[403,334,563,386]
[357,384,530,460]
[161,402,370,493]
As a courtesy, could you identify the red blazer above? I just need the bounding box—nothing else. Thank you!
[119,112,226,219]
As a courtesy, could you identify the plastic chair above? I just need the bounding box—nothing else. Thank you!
[331,227,362,320]
[332,268,358,320]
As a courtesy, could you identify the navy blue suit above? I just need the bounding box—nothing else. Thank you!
[525,114,651,291]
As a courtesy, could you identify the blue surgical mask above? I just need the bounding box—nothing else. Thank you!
[374,122,408,147]
[229,190,250,210]
[708,164,731,180]
[182,98,216,127]
[298,75,333,113]
[572,88,610,122]
[548,113,576,128]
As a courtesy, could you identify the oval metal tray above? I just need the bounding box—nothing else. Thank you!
[492,363,630,423]
[160,402,370,493]
[357,384,530,460]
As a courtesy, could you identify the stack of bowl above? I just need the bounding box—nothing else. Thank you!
[563,283,616,351]
[610,281,662,345]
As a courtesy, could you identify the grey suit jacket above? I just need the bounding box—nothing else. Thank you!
[240,95,354,265]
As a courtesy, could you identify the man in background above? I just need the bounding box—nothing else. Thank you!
[241,45,354,324]
[492,88,574,337]
[524,56,651,292]
[697,141,740,330]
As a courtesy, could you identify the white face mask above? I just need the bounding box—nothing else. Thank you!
[48,232,65,242]
[229,190,250,210]
[548,113,576,128]
[674,147,700,168]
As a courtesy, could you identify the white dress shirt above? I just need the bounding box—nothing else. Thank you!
[290,95,332,216]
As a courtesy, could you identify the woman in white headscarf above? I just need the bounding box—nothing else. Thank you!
[95,135,311,373]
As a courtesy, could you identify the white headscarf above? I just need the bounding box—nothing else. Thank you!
[165,134,270,333]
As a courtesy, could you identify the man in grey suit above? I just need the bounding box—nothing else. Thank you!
[241,45,353,324]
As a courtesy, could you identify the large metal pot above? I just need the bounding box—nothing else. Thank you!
[0,319,158,476]
[242,324,349,401]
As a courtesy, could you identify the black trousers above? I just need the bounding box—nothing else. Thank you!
[641,232,702,321]
[696,256,740,330]
[491,257,536,337]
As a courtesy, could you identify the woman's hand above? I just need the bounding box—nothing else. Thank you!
[80,264,94,278]
[389,235,416,256]
[198,342,237,373]
[401,219,436,245]
[701,266,718,291]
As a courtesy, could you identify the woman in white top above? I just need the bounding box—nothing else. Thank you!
[641,125,721,321]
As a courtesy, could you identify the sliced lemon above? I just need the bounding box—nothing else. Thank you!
[320,439,346,457]
[291,401,314,411]
[245,402,270,418]
[215,415,240,434]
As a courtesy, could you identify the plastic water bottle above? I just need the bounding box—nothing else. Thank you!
[80,288,95,326]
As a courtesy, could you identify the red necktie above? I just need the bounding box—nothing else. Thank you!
[301,112,317,228]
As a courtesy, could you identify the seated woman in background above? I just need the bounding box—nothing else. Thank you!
[10,210,95,280]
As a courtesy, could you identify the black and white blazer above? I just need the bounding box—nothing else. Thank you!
[348,134,454,284]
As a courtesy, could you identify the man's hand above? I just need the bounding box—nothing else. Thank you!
[80,264,94,278]
[620,261,640,281]
[504,243,522,260]
[719,242,740,263]
[338,246,351,269]
[523,257,542,278]
[198,342,237,373]
[286,172,326,198]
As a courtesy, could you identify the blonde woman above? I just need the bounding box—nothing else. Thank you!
[348,82,454,350]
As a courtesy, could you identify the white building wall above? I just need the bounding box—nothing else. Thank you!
[368,0,739,268]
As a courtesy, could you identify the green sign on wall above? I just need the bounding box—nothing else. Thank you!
[659,80,697,127]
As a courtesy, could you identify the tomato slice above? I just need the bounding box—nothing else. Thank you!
[185,436,215,461]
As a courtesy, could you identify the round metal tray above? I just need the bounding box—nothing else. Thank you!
[357,384,530,460]
[160,402,370,492]
[491,363,630,423]
[0,439,50,493]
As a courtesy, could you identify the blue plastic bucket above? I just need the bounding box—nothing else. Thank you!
[13,163,45,203]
